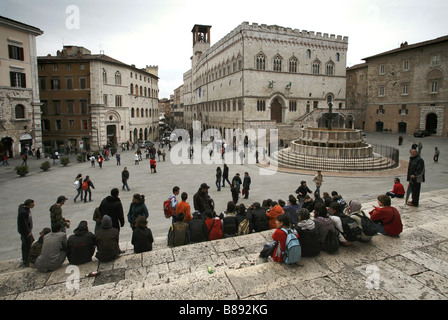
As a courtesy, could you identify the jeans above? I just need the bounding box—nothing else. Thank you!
[122,180,130,191]
[84,189,92,202]
[215,178,221,191]
[74,189,83,201]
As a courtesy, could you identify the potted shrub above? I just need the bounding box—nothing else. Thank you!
[40,160,51,171]
[60,157,70,166]
[15,165,29,177]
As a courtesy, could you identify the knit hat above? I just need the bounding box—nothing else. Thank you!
[349,200,362,212]
[102,215,112,229]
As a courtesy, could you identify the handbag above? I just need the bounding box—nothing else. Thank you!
[259,241,278,258]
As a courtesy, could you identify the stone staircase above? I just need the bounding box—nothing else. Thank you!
[1,191,448,300]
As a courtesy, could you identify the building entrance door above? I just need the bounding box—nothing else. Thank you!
[270,98,282,123]
[426,113,438,134]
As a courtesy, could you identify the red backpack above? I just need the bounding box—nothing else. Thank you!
[82,181,89,191]
[163,196,175,219]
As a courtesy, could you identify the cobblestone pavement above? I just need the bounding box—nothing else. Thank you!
[0,132,447,302]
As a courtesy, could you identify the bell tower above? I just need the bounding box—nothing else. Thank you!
[191,24,211,67]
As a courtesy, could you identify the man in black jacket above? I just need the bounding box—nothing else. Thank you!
[193,183,214,214]
[99,188,125,233]
[17,199,35,266]
[247,202,269,232]
[407,149,425,207]
[67,221,96,265]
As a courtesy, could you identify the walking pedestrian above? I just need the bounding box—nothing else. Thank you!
[216,167,222,191]
[83,176,95,202]
[434,147,440,163]
[73,173,83,203]
[17,199,35,267]
[122,167,130,191]
[222,163,231,187]
[116,153,121,165]
[313,170,323,198]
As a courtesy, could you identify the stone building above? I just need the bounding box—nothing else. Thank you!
[360,36,448,136]
[38,46,159,153]
[346,63,368,130]
[0,16,43,158]
[181,22,348,144]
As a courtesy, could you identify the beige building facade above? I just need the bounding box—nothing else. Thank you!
[361,36,448,136]
[0,16,43,158]
[182,22,348,144]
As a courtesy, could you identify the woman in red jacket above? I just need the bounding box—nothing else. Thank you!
[271,214,292,262]
[205,210,223,241]
[369,195,403,237]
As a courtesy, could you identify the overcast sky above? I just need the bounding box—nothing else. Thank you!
[2,0,447,99]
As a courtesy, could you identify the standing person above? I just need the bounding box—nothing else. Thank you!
[82,176,95,203]
[232,173,242,193]
[230,181,239,205]
[312,171,324,198]
[98,155,104,169]
[122,167,130,191]
[215,167,222,191]
[150,157,157,173]
[127,193,149,230]
[434,147,440,163]
[35,222,67,273]
[417,142,423,155]
[116,153,121,166]
[134,152,139,165]
[17,199,35,267]
[49,196,70,232]
[386,178,405,198]
[66,221,96,265]
[369,195,403,237]
[176,192,192,222]
[90,155,96,167]
[407,149,425,207]
[73,173,83,203]
[99,188,125,233]
[242,172,251,199]
[193,183,213,215]
[222,163,231,187]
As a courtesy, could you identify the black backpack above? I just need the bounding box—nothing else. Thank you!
[317,218,339,253]
[338,215,363,242]
[353,211,378,236]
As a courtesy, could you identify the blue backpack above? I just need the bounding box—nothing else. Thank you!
[281,228,301,264]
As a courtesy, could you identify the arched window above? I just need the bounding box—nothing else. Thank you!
[15,104,25,119]
[273,55,282,72]
[135,85,138,96]
[306,49,311,59]
[256,53,266,70]
[102,69,107,84]
[312,60,320,74]
[114,71,121,85]
[130,84,134,94]
[289,57,298,73]
[336,53,340,61]
[326,62,335,76]
[131,108,135,118]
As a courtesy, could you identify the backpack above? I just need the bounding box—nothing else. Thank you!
[338,215,363,242]
[167,222,189,247]
[237,219,250,235]
[163,196,175,219]
[318,218,339,253]
[353,211,378,236]
[81,181,89,190]
[73,180,80,189]
[280,228,301,264]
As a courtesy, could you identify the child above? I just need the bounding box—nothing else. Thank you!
[271,214,296,262]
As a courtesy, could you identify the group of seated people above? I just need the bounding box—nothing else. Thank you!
[167,186,404,260]
[28,183,404,272]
